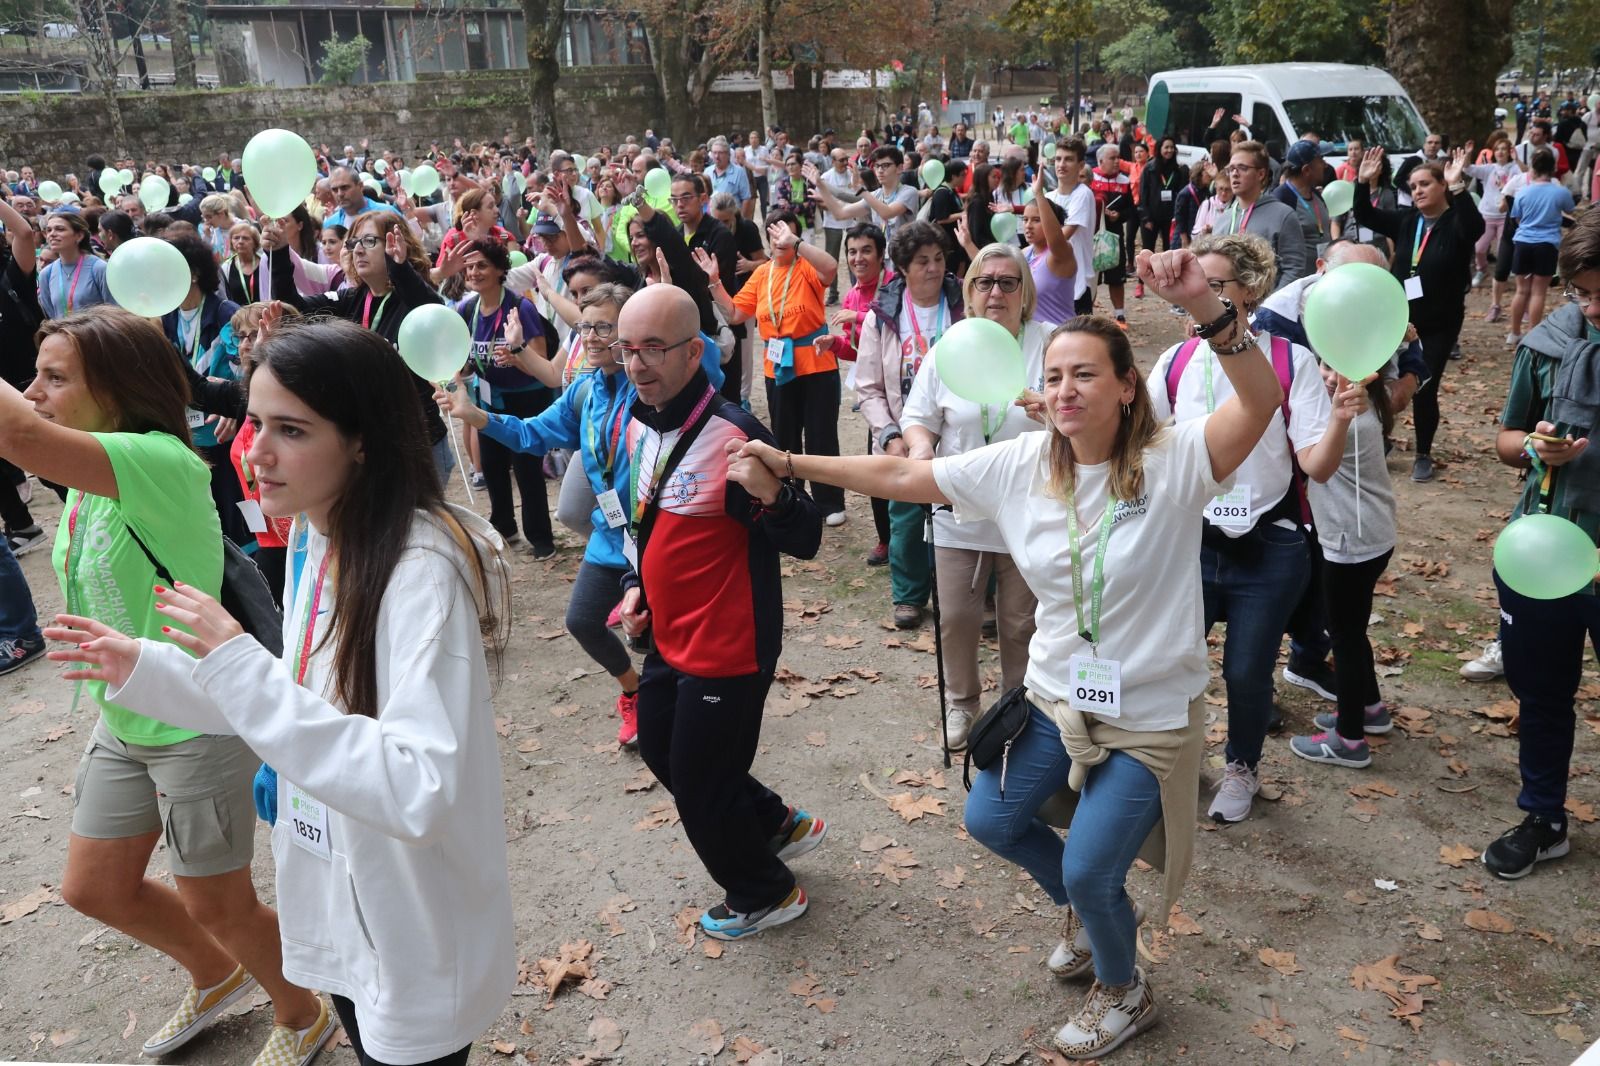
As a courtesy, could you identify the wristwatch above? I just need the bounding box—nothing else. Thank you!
[1194,296,1238,340]
[508,342,525,355]
[878,427,903,451]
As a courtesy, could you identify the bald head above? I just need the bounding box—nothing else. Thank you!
[618,285,704,410]
[1322,240,1388,273]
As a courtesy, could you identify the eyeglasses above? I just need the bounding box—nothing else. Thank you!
[613,336,696,365]
[577,321,617,337]
[972,275,1023,294]
[1565,288,1600,308]
[667,192,699,204]
[1205,277,1238,294]
[1223,164,1261,175]
[345,235,382,251]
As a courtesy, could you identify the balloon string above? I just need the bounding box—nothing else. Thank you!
[447,405,475,505]
[1354,415,1361,539]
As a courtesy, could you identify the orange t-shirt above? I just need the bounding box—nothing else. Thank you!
[732,256,836,379]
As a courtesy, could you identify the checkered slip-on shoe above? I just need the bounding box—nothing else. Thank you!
[251,996,334,1066]
[142,964,258,1056]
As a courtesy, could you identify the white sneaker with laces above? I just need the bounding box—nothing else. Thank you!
[943,707,973,751]
[1460,640,1503,681]
[1052,966,1158,1059]
[1208,760,1260,823]
[1048,901,1146,979]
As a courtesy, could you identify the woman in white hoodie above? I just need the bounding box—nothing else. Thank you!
[48,311,516,1066]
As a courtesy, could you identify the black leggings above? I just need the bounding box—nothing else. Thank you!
[764,370,844,514]
[1411,320,1464,457]
[867,428,890,544]
[1322,549,1393,740]
[330,995,470,1066]
[481,388,553,547]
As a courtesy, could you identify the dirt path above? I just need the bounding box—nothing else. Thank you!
[1,282,1595,1066]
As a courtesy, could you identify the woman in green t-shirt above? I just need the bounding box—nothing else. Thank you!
[0,305,329,1065]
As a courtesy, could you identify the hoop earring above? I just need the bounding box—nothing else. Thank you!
[1121,402,1131,417]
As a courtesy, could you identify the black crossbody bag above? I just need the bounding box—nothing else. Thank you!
[962,685,1030,795]
[126,525,285,657]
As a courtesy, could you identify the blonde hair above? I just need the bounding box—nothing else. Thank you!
[1043,318,1164,504]
[962,243,1036,323]
[1190,231,1277,307]
[227,221,260,255]
[199,193,232,218]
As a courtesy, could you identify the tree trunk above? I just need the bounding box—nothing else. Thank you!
[644,25,694,143]
[756,0,776,135]
[80,0,127,152]
[130,32,150,89]
[520,0,565,154]
[169,0,195,87]
[1387,0,1514,146]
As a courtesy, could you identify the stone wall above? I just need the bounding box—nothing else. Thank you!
[0,68,883,177]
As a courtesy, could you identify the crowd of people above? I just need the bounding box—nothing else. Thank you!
[0,93,1596,1062]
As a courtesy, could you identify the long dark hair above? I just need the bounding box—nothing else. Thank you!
[964,163,998,245]
[248,318,506,718]
[286,204,320,260]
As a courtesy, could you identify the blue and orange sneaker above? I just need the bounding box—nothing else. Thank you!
[768,807,828,862]
[700,886,808,941]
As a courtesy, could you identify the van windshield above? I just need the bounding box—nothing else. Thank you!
[1281,96,1427,153]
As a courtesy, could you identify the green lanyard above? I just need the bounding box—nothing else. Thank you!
[1065,480,1116,656]
[765,260,797,334]
[979,403,1001,444]
[1202,348,1217,413]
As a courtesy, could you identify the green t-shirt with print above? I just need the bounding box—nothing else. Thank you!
[1010,121,1030,148]
[53,431,224,746]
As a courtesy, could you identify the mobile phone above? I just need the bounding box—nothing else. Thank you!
[1527,432,1568,443]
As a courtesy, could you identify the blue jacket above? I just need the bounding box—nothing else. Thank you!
[479,338,724,569]
[162,292,241,448]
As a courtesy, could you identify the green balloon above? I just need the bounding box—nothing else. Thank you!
[1302,262,1408,382]
[989,211,1019,245]
[373,159,388,176]
[118,168,134,185]
[409,164,441,198]
[99,169,123,196]
[138,175,170,214]
[643,167,672,201]
[920,158,945,189]
[396,304,471,384]
[509,250,528,268]
[178,193,193,205]
[1494,513,1599,599]
[242,128,318,219]
[933,317,1027,407]
[37,180,62,203]
[106,237,192,318]
[202,166,217,182]
[1042,141,1058,160]
[571,153,587,174]
[1321,179,1355,218]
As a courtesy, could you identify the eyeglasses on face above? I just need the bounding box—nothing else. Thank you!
[612,336,696,365]
[1224,164,1261,175]
[1205,277,1238,294]
[972,275,1023,294]
[1565,288,1600,308]
[345,235,382,251]
[577,321,617,337]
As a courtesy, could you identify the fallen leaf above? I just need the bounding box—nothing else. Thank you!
[533,939,596,1006]
[121,1010,137,1040]
[1418,922,1444,942]
[1464,909,1515,933]
[491,1039,517,1055]
[731,1035,767,1063]
[1556,1022,1587,1044]
[548,702,579,718]
[587,1016,624,1054]
[1566,797,1597,824]
[0,884,58,924]
[787,973,822,998]
[1258,948,1304,976]
[576,977,612,1000]
[823,634,863,649]
[322,1027,351,1051]
[633,800,679,831]
[1168,903,1202,936]
[938,866,967,890]
[597,895,636,938]
[886,792,945,822]
[858,832,895,852]
[1247,1001,1296,1051]
[515,738,542,753]
[702,939,724,959]
[1349,953,1439,1031]
[623,768,657,793]
[805,731,827,746]
[673,906,700,948]
[49,1030,78,1049]
[686,1018,725,1056]
[1439,842,1478,868]
[809,997,837,1014]
[1336,1025,1369,1052]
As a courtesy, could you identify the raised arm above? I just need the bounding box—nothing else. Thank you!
[0,197,36,276]
[695,248,749,326]
[1136,249,1281,482]
[806,164,870,221]
[1350,148,1403,239]
[0,377,117,497]
[734,438,949,505]
[1031,169,1077,278]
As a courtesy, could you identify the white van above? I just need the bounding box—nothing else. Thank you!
[1146,63,1430,171]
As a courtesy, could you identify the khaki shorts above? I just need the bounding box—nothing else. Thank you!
[71,719,259,879]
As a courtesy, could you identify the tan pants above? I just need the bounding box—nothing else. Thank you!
[935,546,1037,714]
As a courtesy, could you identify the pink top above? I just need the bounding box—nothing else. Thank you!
[833,270,890,362]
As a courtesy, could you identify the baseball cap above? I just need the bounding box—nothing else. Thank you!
[532,214,562,236]
[1284,139,1320,173]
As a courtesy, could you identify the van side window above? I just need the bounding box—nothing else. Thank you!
[1251,104,1290,161]
[1164,92,1243,148]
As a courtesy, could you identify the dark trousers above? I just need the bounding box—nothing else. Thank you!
[823,227,848,301]
[764,370,845,514]
[0,459,32,533]
[1286,531,1333,666]
[722,325,745,406]
[1201,522,1311,766]
[0,536,39,643]
[1323,550,1392,740]
[1140,218,1175,252]
[330,995,469,1066]
[482,388,553,547]
[635,654,794,913]
[1412,319,1464,457]
[565,560,633,677]
[1495,571,1599,819]
[867,429,890,544]
[202,443,251,548]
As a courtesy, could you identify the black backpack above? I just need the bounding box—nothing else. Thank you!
[126,527,285,657]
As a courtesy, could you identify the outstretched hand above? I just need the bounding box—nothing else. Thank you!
[1136,248,1216,311]
[44,614,141,691]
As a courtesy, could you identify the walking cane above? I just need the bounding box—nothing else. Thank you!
[926,504,952,769]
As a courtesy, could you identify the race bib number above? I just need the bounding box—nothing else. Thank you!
[1357,226,1375,242]
[765,338,785,367]
[1159,189,1173,202]
[284,782,331,861]
[1067,655,1122,718]
[185,407,206,430]
[236,499,269,534]
[1204,484,1252,529]
[596,488,627,529]
[1404,275,1425,301]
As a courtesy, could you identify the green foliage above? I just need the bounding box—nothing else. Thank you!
[1001,0,1095,47]
[1200,0,1384,65]
[1508,0,1600,80]
[1100,24,1182,79]
[318,31,370,85]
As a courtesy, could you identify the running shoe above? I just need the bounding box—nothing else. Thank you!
[0,636,45,677]
[866,542,889,567]
[1289,729,1372,768]
[1052,966,1158,1059]
[1207,760,1259,824]
[1460,640,1503,681]
[1282,659,1337,701]
[700,886,808,941]
[1483,813,1568,880]
[1048,901,1146,979]
[616,690,639,748]
[6,525,47,557]
[768,807,828,862]
[1312,704,1392,735]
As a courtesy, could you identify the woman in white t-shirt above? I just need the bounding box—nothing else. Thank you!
[730,249,1292,1061]
[901,242,1050,751]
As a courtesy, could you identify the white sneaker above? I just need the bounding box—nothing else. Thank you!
[944,707,973,751]
[824,511,847,527]
[1472,269,1485,288]
[1504,332,1522,350]
[1052,966,1158,1059]
[1460,640,1504,681]
[1048,901,1146,979]
[1207,760,1259,824]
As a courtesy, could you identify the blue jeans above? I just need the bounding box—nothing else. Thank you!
[964,703,1163,986]
[431,435,456,485]
[1495,570,1599,819]
[1201,522,1310,766]
[0,537,39,644]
